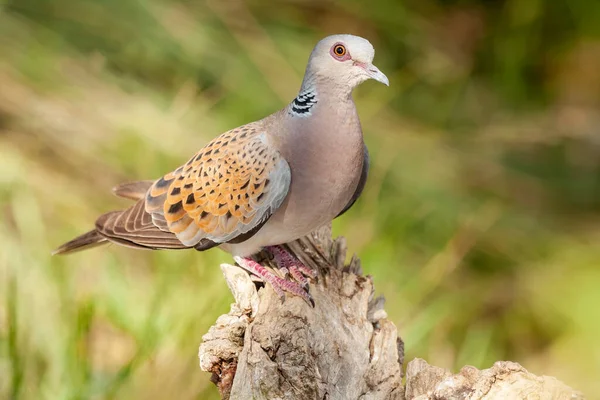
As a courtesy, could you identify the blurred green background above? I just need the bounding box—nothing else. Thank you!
[1,0,599,398]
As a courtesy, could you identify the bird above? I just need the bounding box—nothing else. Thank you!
[53,34,389,305]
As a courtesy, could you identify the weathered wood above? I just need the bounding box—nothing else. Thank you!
[199,225,583,400]
[199,225,403,399]
[404,358,584,400]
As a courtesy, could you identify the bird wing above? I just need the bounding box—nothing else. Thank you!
[144,123,291,247]
[95,199,191,250]
[336,143,369,218]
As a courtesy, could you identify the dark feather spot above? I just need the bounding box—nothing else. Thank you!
[240,181,250,190]
[184,183,193,189]
[200,211,208,218]
[171,187,181,195]
[195,153,203,161]
[218,202,227,209]
[186,193,195,204]
[234,204,240,211]
[253,183,261,190]
[257,192,265,202]
[168,201,183,214]
[264,179,270,188]
[225,211,232,219]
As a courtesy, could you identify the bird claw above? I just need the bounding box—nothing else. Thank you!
[265,245,317,286]
[234,256,314,307]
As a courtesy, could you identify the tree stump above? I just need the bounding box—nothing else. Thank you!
[198,225,584,400]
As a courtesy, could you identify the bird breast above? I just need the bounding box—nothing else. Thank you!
[219,101,365,256]
[272,102,364,237]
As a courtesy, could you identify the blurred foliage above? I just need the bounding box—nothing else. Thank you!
[1,0,600,398]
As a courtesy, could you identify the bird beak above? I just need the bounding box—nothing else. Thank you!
[364,63,389,86]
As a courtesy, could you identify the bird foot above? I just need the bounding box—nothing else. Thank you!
[265,245,317,288]
[234,255,314,307]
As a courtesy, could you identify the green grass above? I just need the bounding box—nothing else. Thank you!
[1,0,600,398]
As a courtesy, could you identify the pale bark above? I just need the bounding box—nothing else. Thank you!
[199,225,583,400]
[404,358,584,400]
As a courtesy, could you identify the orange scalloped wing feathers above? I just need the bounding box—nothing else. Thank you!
[145,124,290,247]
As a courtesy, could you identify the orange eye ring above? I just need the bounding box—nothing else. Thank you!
[333,44,346,57]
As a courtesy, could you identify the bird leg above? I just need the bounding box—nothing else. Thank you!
[233,256,314,306]
[265,245,317,288]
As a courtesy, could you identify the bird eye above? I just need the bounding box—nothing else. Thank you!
[333,44,346,57]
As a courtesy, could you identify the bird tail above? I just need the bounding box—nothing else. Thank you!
[52,229,108,255]
[112,180,153,201]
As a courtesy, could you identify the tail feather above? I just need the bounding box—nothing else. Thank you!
[112,180,154,201]
[52,229,108,255]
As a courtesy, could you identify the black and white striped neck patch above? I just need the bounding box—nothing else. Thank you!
[289,89,318,117]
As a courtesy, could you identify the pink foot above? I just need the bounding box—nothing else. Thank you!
[265,245,317,288]
[234,256,314,306]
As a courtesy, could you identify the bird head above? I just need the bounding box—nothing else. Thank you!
[303,34,389,91]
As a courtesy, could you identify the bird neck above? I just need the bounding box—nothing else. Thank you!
[289,85,318,116]
[300,71,354,98]
[289,73,355,117]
